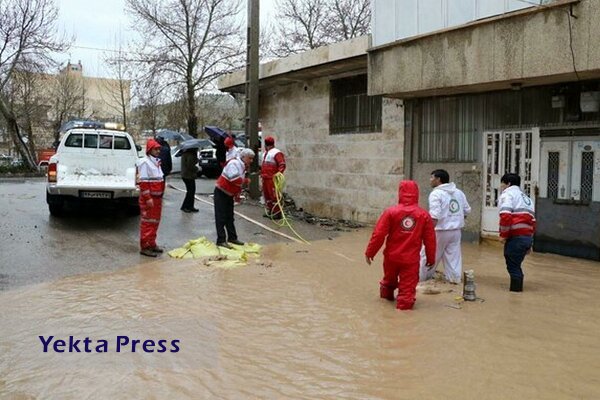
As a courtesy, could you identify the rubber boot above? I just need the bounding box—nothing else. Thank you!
[380,285,395,301]
[509,277,523,292]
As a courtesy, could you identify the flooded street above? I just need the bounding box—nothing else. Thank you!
[1,229,600,399]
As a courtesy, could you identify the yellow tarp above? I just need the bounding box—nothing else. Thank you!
[167,236,261,268]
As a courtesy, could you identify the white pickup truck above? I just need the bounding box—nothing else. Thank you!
[46,125,141,216]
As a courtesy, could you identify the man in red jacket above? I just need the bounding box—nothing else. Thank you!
[498,173,536,292]
[261,135,286,219]
[213,148,255,248]
[137,139,165,257]
[365,180,436,310]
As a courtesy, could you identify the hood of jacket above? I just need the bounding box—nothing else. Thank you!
[435,182,457,193]
[398,180,419,206]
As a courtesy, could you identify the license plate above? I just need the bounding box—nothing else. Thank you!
[80,191,112,199]
[201,160,209,164]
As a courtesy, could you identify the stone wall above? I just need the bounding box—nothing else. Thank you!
[259,77,404,223]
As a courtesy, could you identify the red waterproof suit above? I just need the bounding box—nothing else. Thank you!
[261,148,286,216]
[138,157,165,251]
[365,180,436,310]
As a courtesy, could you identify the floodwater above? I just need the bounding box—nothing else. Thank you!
[1,230,600,399]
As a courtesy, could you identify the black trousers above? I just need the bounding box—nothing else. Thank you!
[181,178,196,210]
[213,187,238,244]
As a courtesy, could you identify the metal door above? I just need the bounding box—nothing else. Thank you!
[540,138,600,202]
[481,128,540,235]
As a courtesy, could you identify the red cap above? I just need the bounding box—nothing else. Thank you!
[224,137,234,149]
[146,139,161,154]
[264,136,275,146]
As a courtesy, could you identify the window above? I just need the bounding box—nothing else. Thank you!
[99,135,113,149]
[417,96,479,162]
[330,75,382,135]
[547,152,559,200]
[113,137,131,150]
[64,134,83,147]
[84,134,98,148]
[581,151,594,202]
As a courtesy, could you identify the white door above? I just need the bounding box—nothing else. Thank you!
[540,138,600,202]
[481,129,540,235]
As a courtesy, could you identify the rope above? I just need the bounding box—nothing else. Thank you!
[268,172,310,244]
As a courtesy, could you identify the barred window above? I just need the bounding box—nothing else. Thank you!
[547,152,559,200]
[581,151,594,202]
[330,75,382,135]
[418,96,478,162]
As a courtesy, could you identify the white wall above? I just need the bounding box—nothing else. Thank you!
[372,0,540,46]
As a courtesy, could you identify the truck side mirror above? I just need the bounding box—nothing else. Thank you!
[135,144,142,152]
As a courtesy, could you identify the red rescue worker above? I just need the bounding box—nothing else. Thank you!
[261,136,286,219]
[365,180,436,310]
[224,136,239,161]
[137,139,165,257]
[214,148,255,248]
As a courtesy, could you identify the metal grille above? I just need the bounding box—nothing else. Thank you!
[547,152,559,200]
[418,95,479,162]
[581,152,594,202]
[485,133,497,207]
[330,75,382,135]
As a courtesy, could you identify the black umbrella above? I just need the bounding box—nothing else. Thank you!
[204,126,228,141]
[174,139,214,157]
[156,129,193,143]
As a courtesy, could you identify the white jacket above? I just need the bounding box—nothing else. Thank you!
[137,155,164,181]
[428,182,471,231]
[226,146,240,161]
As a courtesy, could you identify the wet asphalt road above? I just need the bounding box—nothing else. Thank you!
[0,176,337,290]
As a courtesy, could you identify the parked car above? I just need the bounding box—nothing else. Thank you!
[170,138,213,175]
[198,147,221,178]
[46,122,141,216]
[37,148,56,168]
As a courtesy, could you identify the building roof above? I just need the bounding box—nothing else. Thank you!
[218,36,369,93]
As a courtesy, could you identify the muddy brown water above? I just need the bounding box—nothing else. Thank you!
[1,230,599,399]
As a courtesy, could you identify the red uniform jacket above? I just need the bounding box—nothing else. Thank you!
[365,180,436,265]
[261,148,286,179]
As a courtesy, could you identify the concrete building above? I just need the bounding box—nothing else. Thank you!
[370,0,599,260]
[60,61,131,127]
[219,0,600,260]
[220,36,403,223]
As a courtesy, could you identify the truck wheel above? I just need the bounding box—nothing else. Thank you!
[127,204,140,216]
[48,203,64,217]
[47,193,64,216]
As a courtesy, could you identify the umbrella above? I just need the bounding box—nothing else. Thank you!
[174,139,214,157]
[155,129,193,143]
[204,126,228,141]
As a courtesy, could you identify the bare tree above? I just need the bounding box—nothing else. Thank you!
[125,0,244,138]
[326,0,370,41]
[101,59,132,130]
[51,70,83,144]
[133,70,163,134]
[0,0,68,168]
[272,0,329,57]
[271,0,370,57]
[5,67,51,157]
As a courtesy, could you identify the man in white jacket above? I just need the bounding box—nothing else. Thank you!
[420,169,471,283]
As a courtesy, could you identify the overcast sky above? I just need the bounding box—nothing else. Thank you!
[56,0,277,78]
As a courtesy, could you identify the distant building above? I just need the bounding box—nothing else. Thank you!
[0,61,131,157]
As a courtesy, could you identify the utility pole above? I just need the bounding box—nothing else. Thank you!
[246,0,260,199]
